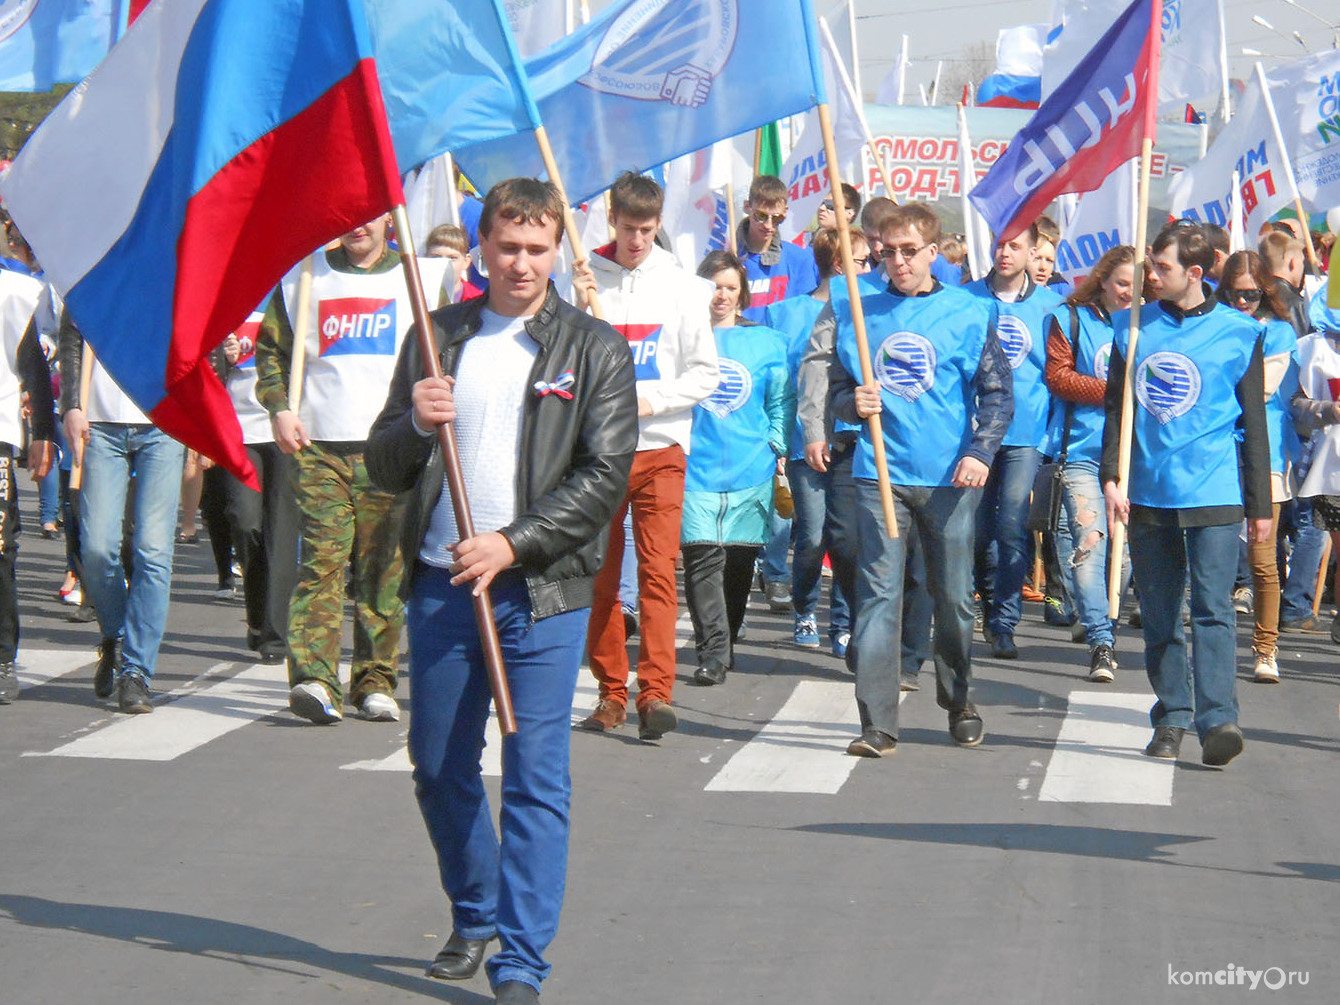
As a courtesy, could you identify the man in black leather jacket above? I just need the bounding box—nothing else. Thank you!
[365,178,636,1005]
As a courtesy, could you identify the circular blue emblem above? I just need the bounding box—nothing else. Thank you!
[875,332,937,403]
[703,357,752,418]
[1135,351,1201,425]
[1092,342,1112,383]
[0,1,38,41]
[996,315,1033,370]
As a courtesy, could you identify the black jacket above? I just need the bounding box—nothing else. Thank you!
[365,285,638,620]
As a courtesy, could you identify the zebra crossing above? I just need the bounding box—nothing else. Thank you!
[9,646,1174,805]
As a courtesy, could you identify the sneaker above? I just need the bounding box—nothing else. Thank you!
[0,662,17,704]
[793,615,820,648]
[846,728,896,757]
[1280,614,1326,633]
[1200,722,1244,766]
[621,602,638,637]
[117,674,154,714]
[638,699,678,740]
[289,680,342,724]
[899,674,920,692]
[1232,586,1254,614]
[831,631,851,659]
[948,704,985,746]
[94,637,120,699]
[1088,644,1117,683]
[213,580,236,600]
[764,580,792,611]
[1252,652,1280,684]
[359,692,401,721]
[576,699,625,732]
[1070,621,1088,644]
[991,632,1018,659]
[1144,725,1184,759]
[736,618,748,641]
[1331,613,1340,646]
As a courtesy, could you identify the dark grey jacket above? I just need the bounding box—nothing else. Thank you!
[365,285,637,620]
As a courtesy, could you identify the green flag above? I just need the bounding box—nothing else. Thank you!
[756,121,783,177]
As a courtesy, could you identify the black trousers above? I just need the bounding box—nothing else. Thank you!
[0,447,18,663]
[224,443,299,654]
[682,543,759,673]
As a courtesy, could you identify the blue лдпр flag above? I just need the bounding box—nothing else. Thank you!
[453,0,826,206]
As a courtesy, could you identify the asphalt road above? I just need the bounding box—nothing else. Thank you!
[3,480,1338,1004]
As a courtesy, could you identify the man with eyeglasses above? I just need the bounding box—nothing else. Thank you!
[966,223,1065,660]
[828,202,1013,757]
[737,175,820,322]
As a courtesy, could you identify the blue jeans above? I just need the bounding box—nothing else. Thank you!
[617,510,638,609]
[760,508,791,584]
[1127,521,1240,739]
[1059,460,1113,647]
[851,480,980,738]
[1280,498,1326,620]
[81,423,184,682]
[407,567,586,993]
[787,457,853,635]
[974,445,1042,637]
[36,425,62,527]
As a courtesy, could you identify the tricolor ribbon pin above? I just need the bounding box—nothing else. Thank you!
[534,371,576,399]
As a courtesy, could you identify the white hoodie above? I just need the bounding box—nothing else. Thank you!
[587,243,718,453]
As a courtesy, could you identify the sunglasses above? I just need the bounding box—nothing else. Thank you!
[820,200,834,211]
[1228,288,1263,303]
[879,244,930,262]
[751,209,787,226]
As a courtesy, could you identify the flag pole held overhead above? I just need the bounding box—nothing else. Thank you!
[391,204,516,736]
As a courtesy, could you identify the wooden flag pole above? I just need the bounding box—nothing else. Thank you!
[725,181,738,255]
[1107,135,1155,619]
[287,253,315,414]
[753,128,763,176]
[1255,61,1323,275]
[533,124,605,320]
[392,205,517,736]
[817,101,898,539]
[68,343,96,492]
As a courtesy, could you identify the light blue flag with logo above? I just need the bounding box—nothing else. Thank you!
[365,0,542,173]
[453,0,826,206]
[0,0,117,92]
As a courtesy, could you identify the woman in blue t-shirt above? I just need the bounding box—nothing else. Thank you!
[681,251,794,687]
[1217,250,1300,684]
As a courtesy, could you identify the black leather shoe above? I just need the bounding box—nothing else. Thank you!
[693,660,728,686]
[846,728,896,757]
[95,637,121,699]
[494,981,540,1004]
[117,674,154,714]
[991,633,1018,659]
[1144,726,1185,759]
[1200,722,1243,766]
[426,932,492,981]
[948,704,984,746]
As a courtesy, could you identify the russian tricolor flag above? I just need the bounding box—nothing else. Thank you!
[0,0,404,486]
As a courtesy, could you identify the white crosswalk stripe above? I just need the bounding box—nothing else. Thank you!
[26,661,288,762]
[13,648,95,692]
[340,678,603,775]
[1037,691,1174,805]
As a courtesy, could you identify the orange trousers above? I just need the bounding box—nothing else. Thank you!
[587,445,686,711]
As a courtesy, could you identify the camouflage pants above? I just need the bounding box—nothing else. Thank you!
[288,443,405,705]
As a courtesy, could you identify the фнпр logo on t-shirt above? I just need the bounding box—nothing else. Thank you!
[318,298,398,356]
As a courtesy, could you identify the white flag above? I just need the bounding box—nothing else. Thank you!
[1168,69,1292,237]
[779,28,866,242]
[1056,161,1136,285]
[662,140,744,271]
[1267,50,1340,219]
[504,0,567,57]
[1043,0,1226,114]
[403,153,459,255]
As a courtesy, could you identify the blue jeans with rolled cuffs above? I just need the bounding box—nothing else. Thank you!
[80,423,184,682]
[850,479,980,739]
[407,567,586,993]
[1127,520,1240,739]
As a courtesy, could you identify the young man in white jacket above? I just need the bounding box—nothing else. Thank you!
[572,173,719,740]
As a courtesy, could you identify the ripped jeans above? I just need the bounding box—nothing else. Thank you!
[1059,459,1114,648]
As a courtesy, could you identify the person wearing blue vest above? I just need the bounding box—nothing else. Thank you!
[682,251,793,685]
[1042,245,1135,684]
[1216,249,1301,684]
[737,175,820,323]
[766,227,869,658]
[966,223,1065,659]
[830,202,1014,756]
[1102,223,1272,767]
